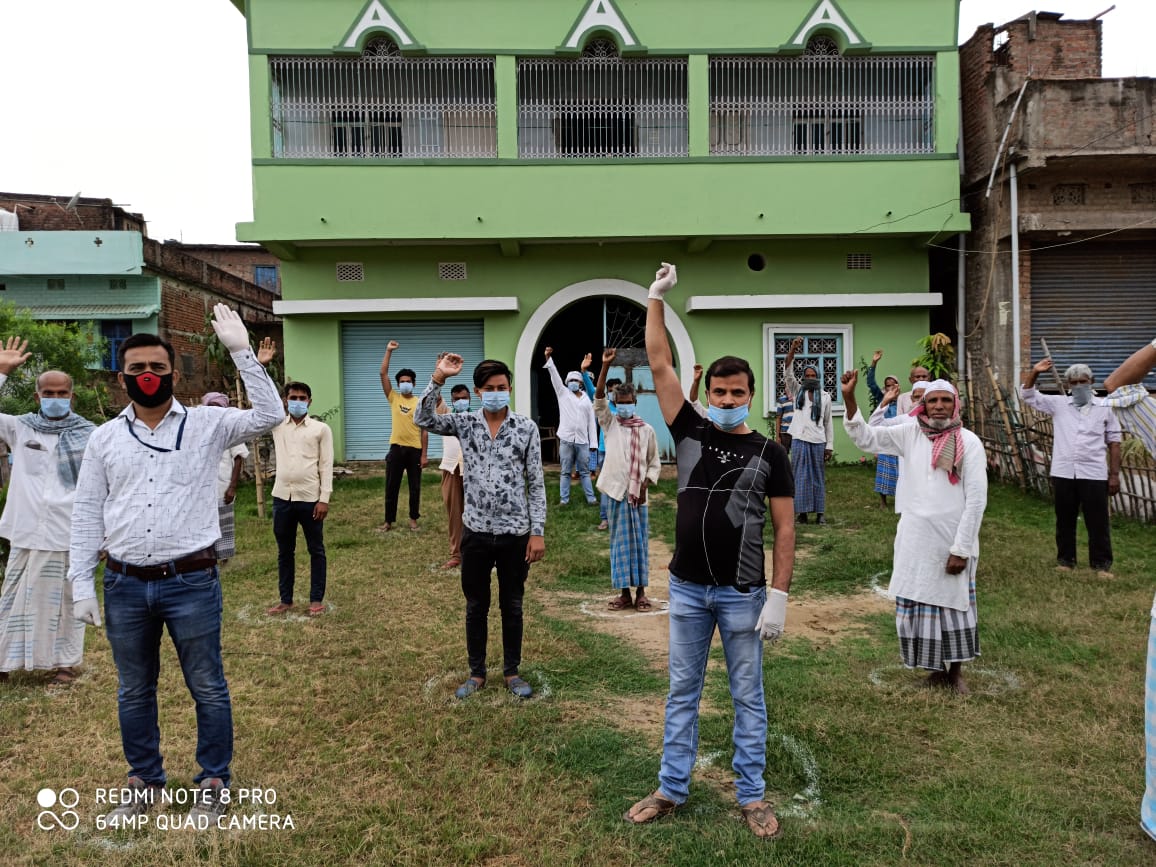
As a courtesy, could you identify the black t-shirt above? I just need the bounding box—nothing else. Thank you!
[667,401,794,590]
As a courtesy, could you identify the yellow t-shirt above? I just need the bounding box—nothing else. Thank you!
[388,390,422,448]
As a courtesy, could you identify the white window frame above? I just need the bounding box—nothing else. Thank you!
[762,323,853,419]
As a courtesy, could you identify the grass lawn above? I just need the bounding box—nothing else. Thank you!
[2,463,1155,865]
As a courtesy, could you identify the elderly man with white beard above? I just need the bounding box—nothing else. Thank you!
[841,371,988,694]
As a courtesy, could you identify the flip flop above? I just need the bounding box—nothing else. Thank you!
[740,802,781,839]
[634,596,652,611]
[624,792,678,824]
[608,596,632,610]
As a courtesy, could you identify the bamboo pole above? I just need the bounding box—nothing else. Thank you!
[985,361,1027,488]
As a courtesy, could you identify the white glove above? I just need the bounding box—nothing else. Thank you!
[211,303,250,354]
[647,262,678,300]
[756,589,788,643]
[74,598,102,627]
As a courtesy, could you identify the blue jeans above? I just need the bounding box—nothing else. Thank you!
[559,440,595,504]
[103,566,232,787]
[273,497,327,604]
[658,575,767,806]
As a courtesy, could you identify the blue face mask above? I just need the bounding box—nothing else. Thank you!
[287,400,309,418]
[38,397,72,419]
[452,398,470,413]
[616,404,636,420]
[567,381,581,393]
[397,382,415,396]
[480,391,510,412]
[707,404,749,431]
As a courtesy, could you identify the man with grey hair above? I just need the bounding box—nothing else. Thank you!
[1021,358,1121,577]
[0,338,95,685]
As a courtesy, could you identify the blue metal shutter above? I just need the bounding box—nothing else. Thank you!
[340,320,484,460]
[1030,242,1156,389]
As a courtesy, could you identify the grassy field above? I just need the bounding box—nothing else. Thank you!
[2,463,1155,866]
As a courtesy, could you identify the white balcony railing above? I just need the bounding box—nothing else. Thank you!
[270,54,497,159]
[710,53,935,156]
[517,55,689,159]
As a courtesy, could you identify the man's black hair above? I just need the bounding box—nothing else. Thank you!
[118,333,175,371]
[705,356,755,392]
[284,381,312,399]
[396,369,417,384]
[450,383,471,396]
[473,359,512,388]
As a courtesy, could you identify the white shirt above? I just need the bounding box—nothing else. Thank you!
[217,443,249,499]
[783,367,834,447]
[543,357,597,447]
[0,374,83,551]
[67,349,284,602]
[844,410,988,611]
[1019,387,1121,480]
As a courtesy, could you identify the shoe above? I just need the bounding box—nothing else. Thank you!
[266,602,293,615]
[796,514,808,524]
[559,501,570,507]
[597,520,609,531]
[101,776,162,825]
[440,558,462,570]
[187,778,229,825]
[586,499,597,506]
[455,677,484,699]
[307,602,326,617]
[507,676,533,699]
[816,514,828,525]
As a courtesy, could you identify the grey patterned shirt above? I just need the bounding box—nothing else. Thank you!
[415,380,546,537]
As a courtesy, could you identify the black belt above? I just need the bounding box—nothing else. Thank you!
[106,547,218,581]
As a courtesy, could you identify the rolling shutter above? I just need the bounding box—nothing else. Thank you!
[1030,242,1156,389]
[341,320,484,460]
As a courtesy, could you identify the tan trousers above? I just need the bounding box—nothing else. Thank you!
[440,469,464,560]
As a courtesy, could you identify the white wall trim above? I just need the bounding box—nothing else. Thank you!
[513,279,695,415]
[686,292,942,313]
[762,322,854,419]
[273,297,519,315]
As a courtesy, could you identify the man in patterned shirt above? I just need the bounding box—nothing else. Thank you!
[415,355,546,700]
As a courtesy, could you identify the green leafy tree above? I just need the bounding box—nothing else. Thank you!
[0,302,110,422]
[911,333,957,382]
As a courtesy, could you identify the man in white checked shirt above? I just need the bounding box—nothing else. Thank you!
[68,305,284,826]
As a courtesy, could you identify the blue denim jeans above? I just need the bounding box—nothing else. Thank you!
[103,566,232,787]
[558,440,595,504]
[658,575,767,806]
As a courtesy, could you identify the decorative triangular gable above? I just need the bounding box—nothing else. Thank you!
[337,0,420,52]
[560,0,643,53]
[785,0,868,50]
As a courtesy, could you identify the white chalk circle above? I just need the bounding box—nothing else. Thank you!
[867,664,1021,696]
[768,731,822,820]
[868,571,892,600]
[578,598,669,620]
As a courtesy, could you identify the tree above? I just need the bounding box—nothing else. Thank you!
[911,333,957,382]
[0,302,110,422]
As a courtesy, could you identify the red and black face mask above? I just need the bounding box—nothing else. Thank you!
[123,371,174,408]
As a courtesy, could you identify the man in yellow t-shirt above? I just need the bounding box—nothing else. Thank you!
[379,340,428,531]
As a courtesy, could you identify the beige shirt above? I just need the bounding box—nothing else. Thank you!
[592,398,661,502]
[271,415,334,503]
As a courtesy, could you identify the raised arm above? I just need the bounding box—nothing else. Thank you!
[643,262,685,424]
[379,340,398,397]
[1019,358,1062,414]
[866,350,883,403]
[0,337,32,444]
[579,353,596,400]
[689,363,703,403]
[211,305,285,444]
[841,370,909,455]
[1104,338,1156,391]
[593,348,615,428]
[542,347,567,399]
[783,336,803,397]
[414,353,462,436]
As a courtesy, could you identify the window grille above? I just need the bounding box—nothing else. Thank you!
[109,278,128,290]
[1052,184,1086,206]
[517,52,688,158]
[438,262,467,281]
[336,262,365,282]
[845,253,872,270]
[254,265,279,292]
[47,278,65,290]
[270,54,497,159]
[101,320,133,372]
[769,331,847,408]
[1130,183,1156,204]
[709,44,935,156]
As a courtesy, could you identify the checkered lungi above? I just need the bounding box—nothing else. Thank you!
[895,575,979,671]
[791,439,827,514]
[1142,591,1156,842]
[214,500,237,560]
[607,497,649,590]
[0,548,85,672]
[874,454,899,496]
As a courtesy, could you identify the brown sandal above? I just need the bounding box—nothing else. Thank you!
[624,791,678,824]
[608,596,632,610]
[634,596,652,611]
[740,802,781,839]
[50,668,77,686]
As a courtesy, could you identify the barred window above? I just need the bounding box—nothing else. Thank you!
[763,325,853,417]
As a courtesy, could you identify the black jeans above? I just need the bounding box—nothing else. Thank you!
[1052,476,1112,570]
[272,497,327,604]
[460,529,528,679]
[385,444,422,523]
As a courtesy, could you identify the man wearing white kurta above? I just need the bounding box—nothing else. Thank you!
[0,337,95,684]
[841,372,988,694]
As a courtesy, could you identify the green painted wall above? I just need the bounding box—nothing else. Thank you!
[1,276,160,312]
[0,231,144,276]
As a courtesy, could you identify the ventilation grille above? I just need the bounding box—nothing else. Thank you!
[438,262,467,281]
[1052,184,1086,206]
[1130,182,1156,204]
[845,253,873,270]
[47,278,65,290]
[109,278,127,290]
[336,262,365,282]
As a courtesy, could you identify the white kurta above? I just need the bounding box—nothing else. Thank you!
[844,410,988,611]
[0,405,78,552]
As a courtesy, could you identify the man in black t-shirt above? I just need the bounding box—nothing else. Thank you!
[624,263,796,840]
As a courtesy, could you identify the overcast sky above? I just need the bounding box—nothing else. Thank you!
[1,1,1151,245]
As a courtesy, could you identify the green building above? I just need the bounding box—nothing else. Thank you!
[230,0,968,460]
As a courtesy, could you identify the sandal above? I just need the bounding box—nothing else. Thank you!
[624,791,678,824]
[634,596,652,611]
[740,802,781,839]
[50,668,77,686]
[608,596,633,610]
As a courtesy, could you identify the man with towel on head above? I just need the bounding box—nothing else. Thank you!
[783,337,833,524]
[841,372,988,694]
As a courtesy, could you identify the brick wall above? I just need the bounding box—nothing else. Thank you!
[165,243,280,289]
[0,193,146,234]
